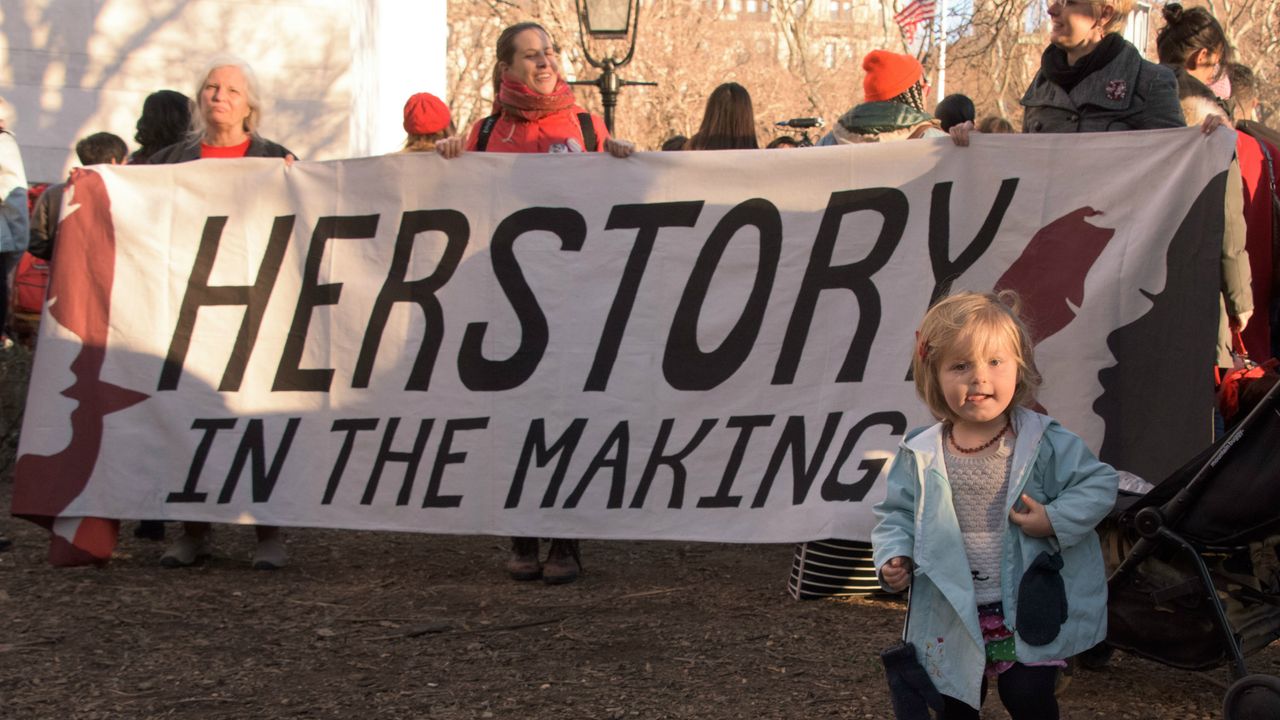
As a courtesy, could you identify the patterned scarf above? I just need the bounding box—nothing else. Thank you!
[497,76,575,122]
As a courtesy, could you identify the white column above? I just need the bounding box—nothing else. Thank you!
[936,0,947,100]
[349,0,448,158]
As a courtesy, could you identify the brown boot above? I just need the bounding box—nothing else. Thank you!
[542,539,581,585]
[507,536,542,581]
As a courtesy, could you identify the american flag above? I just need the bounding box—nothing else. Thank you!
[893,0,937,42]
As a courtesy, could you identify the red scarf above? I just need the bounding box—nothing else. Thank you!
[497,76,575,122]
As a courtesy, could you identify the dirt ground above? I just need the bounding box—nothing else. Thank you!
[1,347,1276,719]
[2,471,1277,720]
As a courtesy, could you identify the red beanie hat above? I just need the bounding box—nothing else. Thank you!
[403,92,451,135]
[862,51,924,102]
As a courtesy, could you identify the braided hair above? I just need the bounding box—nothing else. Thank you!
[888,81,928,113]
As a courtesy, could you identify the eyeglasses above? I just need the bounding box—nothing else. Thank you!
[1050,0,1102,10]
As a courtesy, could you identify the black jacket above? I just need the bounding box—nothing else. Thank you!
[146,135,294,164]
[28,181,65,261]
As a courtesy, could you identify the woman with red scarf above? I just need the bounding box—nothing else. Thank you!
[438,22,632,586]
[436,22,633,158]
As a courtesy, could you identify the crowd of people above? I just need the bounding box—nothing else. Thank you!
[0,1,1277,716]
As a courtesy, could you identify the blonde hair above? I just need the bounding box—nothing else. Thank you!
[912,291,1042,423]
[1103,0,1134,35]
[402,134,442,152]
[401,124,455,153]
[1073,0,1134,35]
[190,55,263,139]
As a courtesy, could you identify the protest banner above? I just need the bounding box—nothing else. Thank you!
[13,127,1235,563]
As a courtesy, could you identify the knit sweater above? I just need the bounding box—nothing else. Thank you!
[943,435,1013,604]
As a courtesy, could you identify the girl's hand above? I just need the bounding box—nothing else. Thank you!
[949,120,975,147]
[436,137,465,159]
[880,556,913,592]
[604,137,635,158]
[1009,493,1056,538]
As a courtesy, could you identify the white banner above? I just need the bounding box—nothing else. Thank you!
[14,128,1235,552]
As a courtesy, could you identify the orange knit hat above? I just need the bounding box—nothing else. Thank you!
[862,50,924,102]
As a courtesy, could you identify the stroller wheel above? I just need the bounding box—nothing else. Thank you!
[1223,674,1280,720]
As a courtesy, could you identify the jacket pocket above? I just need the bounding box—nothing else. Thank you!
[1016,550,1068,646]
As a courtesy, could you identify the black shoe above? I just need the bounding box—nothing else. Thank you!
[133,521,166,541]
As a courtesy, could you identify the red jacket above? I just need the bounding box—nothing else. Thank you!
[464,105,610,154]
[1236,132,1275,358]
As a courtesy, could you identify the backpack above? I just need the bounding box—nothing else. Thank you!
[11,251,49,317]
[26,182,49,215]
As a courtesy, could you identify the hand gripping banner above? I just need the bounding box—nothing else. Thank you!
[13,128,1236,564]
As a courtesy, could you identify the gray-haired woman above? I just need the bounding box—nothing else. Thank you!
[152,56,293,570]
[148,57,293,163]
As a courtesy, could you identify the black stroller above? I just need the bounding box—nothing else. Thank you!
[1097,374,1280,719]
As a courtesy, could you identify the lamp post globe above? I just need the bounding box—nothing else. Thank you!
[572,0,654,135]
[581,0,632,37]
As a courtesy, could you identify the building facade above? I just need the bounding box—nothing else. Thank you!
[1,0,447,183]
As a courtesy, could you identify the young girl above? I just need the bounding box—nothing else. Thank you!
[873,291,1118,719]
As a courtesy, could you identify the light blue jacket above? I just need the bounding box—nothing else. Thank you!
[872,408,1117,709]
[0,131,29,254]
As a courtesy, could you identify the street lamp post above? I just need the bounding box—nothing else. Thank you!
[569,0,655,135]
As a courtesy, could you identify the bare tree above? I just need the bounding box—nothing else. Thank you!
[450,0,1237,146]
[447,0,913,150]
[1205,0,1280,121]
[931,0,1045,124]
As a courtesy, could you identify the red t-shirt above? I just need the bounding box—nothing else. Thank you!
[200,138,252,159]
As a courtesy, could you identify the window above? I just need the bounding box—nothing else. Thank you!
[1123,2,1152,57]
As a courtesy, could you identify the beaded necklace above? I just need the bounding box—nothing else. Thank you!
[947,418,1011,455]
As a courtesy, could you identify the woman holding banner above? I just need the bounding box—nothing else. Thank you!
[147,57,294,165]
[437,21,634,585]
[1157,7,1269,362]
[399,92,453,153]
[951,0,1250,442]
[1018,0,1184,133]
[817,50,946,145]
[434,22,633,159]
[153,56,295,571]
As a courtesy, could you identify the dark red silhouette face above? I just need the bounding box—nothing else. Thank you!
[13,169,149,563]
[995,207,1115,345]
